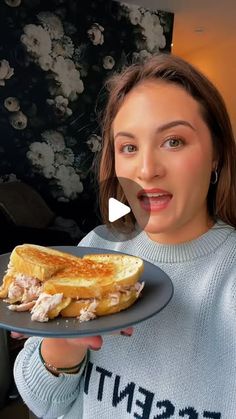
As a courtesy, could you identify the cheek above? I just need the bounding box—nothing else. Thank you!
[115,156,137,198]
[173,153,212,202]
[115,155,133,177]
[174,149,212,179]
[114,156,121,176]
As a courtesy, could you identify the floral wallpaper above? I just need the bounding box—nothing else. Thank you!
[0,0,174,239]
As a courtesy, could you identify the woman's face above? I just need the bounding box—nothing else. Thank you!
[113,80,217,244]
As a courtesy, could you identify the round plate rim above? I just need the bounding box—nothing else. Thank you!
[0,246,173,337]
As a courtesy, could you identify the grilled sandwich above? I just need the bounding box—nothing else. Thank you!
[0,244,144,322]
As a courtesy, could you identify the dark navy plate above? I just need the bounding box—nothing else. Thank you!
[0,246,173,337]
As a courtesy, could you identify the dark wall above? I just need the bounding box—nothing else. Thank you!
[0,0,174,241]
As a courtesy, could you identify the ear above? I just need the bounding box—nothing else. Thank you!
[212,161,218,171]
[212,153,219,171]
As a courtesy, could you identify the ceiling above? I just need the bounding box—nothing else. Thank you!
[122,0,236,56]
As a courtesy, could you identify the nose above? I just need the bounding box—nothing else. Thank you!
[137,148,165,181]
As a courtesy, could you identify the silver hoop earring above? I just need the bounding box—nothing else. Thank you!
[211,169,218,185]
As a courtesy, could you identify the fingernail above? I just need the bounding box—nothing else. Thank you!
[88,345,102,351]
[120,331,132,337]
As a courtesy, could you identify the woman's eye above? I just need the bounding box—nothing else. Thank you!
[163,137,183,148]
[121,144,137,153]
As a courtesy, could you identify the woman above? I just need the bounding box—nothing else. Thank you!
[14,54,236,418]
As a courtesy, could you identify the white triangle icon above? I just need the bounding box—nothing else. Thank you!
[108,198,131,222]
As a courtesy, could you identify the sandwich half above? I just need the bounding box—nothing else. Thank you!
[0,244,144,322]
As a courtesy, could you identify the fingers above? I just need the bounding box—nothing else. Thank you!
[65,327,134,352]
[65,326,134,351]
[120,326,133,336]
[65,335,103,351]
[110,326,134,336]
[11,332,28,340]
[11,326,134,348]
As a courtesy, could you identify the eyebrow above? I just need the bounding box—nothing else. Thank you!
[114,120,196,140]
[157,120,196,133]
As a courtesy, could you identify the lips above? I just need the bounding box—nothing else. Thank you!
[137,188,173,212]
[137,188,172,199]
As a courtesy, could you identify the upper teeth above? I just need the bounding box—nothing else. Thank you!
[143,193,168,197]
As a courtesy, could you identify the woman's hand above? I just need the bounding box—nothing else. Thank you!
[40,326,133,369]
[11,332,28,340]
[11,327,133,371]
[11,327,133,342]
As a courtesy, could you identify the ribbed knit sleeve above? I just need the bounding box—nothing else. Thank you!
[14,337,87,418]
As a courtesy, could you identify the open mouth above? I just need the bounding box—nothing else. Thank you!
[137,190,173,211]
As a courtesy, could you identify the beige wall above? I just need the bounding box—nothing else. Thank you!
[174,39,236,137]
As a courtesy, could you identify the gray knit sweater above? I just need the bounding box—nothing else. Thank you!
[14,221,236,418]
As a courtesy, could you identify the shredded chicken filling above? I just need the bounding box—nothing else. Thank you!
[78,300,98,322]
[5,274,42,305]
[5,271,145,322]
[31,292,63,322]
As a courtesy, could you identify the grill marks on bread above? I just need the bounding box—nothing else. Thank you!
[0,244,144,322]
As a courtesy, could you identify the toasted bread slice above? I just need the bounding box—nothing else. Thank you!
[0,274,14,298]
[60,288,139,318]
[48,297,72,319]
[9,244,83,281]
[43,254,144,299]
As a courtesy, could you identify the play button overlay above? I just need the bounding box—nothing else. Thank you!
[95,177,152,242]
[108,198,131,222]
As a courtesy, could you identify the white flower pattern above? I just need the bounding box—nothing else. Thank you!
[128,6,142,25]
[46,96,72,118]
[41,130,65,152]
[4,97,20,112]
[21,24,52,58]
[87,23,104,46]
[86,134,102,153]
[9,111,27,130]
[139,11,166,52]
[55,148,74,166]
[51,36,74,58]
[55,165,83,200]
[27,142,54,168]
[52,56,84,100]
[0,0,172,229]
[0,59,14,86]
[4,0,21,7]
[103,56,115,70]
[37,11,64,40]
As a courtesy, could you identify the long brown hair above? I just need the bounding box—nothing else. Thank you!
[98,54,236,231]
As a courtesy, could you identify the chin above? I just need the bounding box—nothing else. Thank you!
[137,217,169,235]
[139,209,179,231]
[143,224,167,235]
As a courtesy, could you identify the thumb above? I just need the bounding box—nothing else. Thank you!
[66,335,103,350]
